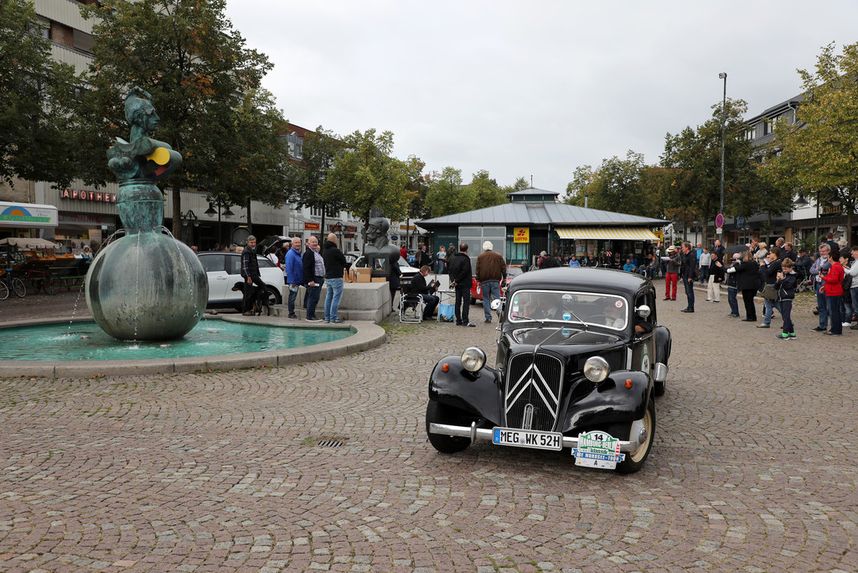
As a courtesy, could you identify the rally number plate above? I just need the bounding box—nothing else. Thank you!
[492,427,563,451]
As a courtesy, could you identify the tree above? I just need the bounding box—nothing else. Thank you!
[284,126,345,236]
[0,0,78,187]
[469,170,506,209]
[320,129,411,229]
[205,88,293,232]
[564,165,595,206]
[425,167,469,218]
[78,0,272,236]
[762,41,858,239]
[404,156,430,220]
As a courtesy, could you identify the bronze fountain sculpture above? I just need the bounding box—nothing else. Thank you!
[85,88,208,341]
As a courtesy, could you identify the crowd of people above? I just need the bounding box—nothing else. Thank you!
[660,234,858,339]
[239,233,347,322]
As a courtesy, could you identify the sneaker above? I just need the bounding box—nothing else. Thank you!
[789,332,797,338]
[466,322,476,327]
[757,323,770,328]
[332,318,344,324]
[811,326,826,332]
[680,308,694,313]
[777,332,791,340]
[824,331,842,336]
[705,299,711,302]
[842,322,851,327]
[455,321,463,326]
[484,318,492,324]
[663,297,670,301]
[323,319,331,323]
[306,317,322,322]
[288,313,298,319]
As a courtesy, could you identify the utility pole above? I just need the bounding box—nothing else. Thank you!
[718,72,727,220]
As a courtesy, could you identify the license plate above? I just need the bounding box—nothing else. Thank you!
[492,427,563,451]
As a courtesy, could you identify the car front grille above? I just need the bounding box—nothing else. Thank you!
[504,352,564,432]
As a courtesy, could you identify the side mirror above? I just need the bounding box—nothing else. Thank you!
[490,298,505,311]
[635,304,651,319]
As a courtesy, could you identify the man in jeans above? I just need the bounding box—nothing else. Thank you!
[475,241,506,324]
[302,235,325,322]
[679,242,697,313]
[322,233,346,323]
[284,236,303,319]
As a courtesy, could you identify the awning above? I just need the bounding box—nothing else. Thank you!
[0,237,59,249]
[555,227,660,241]
[0,201,58,229]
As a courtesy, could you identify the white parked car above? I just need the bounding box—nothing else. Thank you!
[198,251,285,311]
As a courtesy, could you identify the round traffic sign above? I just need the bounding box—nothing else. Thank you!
[715,212,725,228]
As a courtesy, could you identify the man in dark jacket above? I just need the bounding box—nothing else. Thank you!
[447,243,475,327]
[408,265,439,320]
[679,242,697,313]
[302,235,325,321]
[322,233,347,323]
[758,248,782,328]
[240,235,266,316]
[476,241,506,323]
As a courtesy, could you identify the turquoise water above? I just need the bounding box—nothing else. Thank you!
[0,320,352,361]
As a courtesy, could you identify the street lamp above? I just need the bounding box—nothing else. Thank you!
[180,209,200,247]
[205,198,234,247]
[718,72,727,224]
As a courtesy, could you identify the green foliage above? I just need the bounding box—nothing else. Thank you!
[320,129,411,225]
[77,0,272,235]
[0,0,78,187]
[404,156,430,220]
[762,41,858,234]
[426,167,469,218]
[564,165,595,206]
[469,170,506,209]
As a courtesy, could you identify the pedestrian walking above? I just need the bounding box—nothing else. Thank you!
[663,245,679,301]
[679,242,697,313]
[775,258,797,339]
[284,236,303,319]
[447,243,475,327]
[322,233,346,323]
[302,235,325,322]
[475,241,506,324]
[724,252,742,317]
[734,250,760,322]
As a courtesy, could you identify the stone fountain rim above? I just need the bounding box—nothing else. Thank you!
[0,316,386,379]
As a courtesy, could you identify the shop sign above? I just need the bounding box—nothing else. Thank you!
[0,201,58,229]
[304,221,321,231]
[61,189,117,203]
[513,227,530,243]
[400,224,416,231]
[329,223,343,232]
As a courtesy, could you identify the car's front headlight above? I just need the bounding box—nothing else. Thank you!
[583,356,610,383]
[461,347,487,373]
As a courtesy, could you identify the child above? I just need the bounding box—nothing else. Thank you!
[775,258,798,339]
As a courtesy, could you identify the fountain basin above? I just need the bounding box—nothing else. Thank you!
[0,316,386,378]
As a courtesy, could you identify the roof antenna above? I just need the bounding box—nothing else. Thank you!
[530,174,533,188]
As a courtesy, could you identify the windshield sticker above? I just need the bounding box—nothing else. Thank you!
[561,294,573,302]
[562,312,572,321]
[615,300,624,308]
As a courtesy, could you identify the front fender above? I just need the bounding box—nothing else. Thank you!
[561,370,651,435]
[428,356,503,425]
[654,325,672,364]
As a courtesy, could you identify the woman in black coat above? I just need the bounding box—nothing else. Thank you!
[733,251,761,321]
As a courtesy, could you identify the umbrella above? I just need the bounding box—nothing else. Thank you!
[0,237,59,249]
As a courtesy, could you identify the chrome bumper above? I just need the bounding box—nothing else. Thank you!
[428,420,646,453]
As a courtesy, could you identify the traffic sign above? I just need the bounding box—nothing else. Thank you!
[715,212,725,228]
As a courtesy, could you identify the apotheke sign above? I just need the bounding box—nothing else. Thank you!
[61,189,117,203]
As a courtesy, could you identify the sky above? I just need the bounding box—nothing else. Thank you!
[225,0,858,194]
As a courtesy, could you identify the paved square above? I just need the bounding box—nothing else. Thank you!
[1,295,857,572]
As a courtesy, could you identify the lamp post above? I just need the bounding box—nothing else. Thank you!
[205,199,234,248]
[180,209,199,246]
[718,72,727,223]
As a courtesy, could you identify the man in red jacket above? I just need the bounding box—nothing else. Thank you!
[821,255,846,335]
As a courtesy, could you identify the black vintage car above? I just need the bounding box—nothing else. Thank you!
[426,268,671,473]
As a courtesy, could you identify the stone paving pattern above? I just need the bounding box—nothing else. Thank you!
[1,288,857,572]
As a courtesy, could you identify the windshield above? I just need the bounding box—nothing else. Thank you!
[508,289,628,331]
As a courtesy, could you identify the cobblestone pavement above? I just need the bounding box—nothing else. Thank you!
[1,287,857,572]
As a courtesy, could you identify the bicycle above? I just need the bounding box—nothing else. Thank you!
[0,267,26,301]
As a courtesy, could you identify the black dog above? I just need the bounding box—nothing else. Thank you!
[231,281,272,316]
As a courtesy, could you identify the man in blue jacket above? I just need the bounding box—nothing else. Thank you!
[284,236,303,319]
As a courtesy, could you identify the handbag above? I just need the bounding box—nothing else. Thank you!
[760,284,778,301]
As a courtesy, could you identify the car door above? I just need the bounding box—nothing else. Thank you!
[225,254,244,302]
[629,290,656,378]
[199,254,228,301]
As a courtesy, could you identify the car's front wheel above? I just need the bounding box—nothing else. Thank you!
[425,401,471,454]
[616,398,655,474]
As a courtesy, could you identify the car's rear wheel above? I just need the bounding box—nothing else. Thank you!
[425,401,471,454]
[264,286,281,306]
[616,398,655,474]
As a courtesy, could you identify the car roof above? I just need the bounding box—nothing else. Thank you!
[508,267,648,297]
[198,251,266,257]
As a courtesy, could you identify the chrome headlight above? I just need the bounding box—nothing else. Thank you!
[461,347,487,373]
[583,356,610,383]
